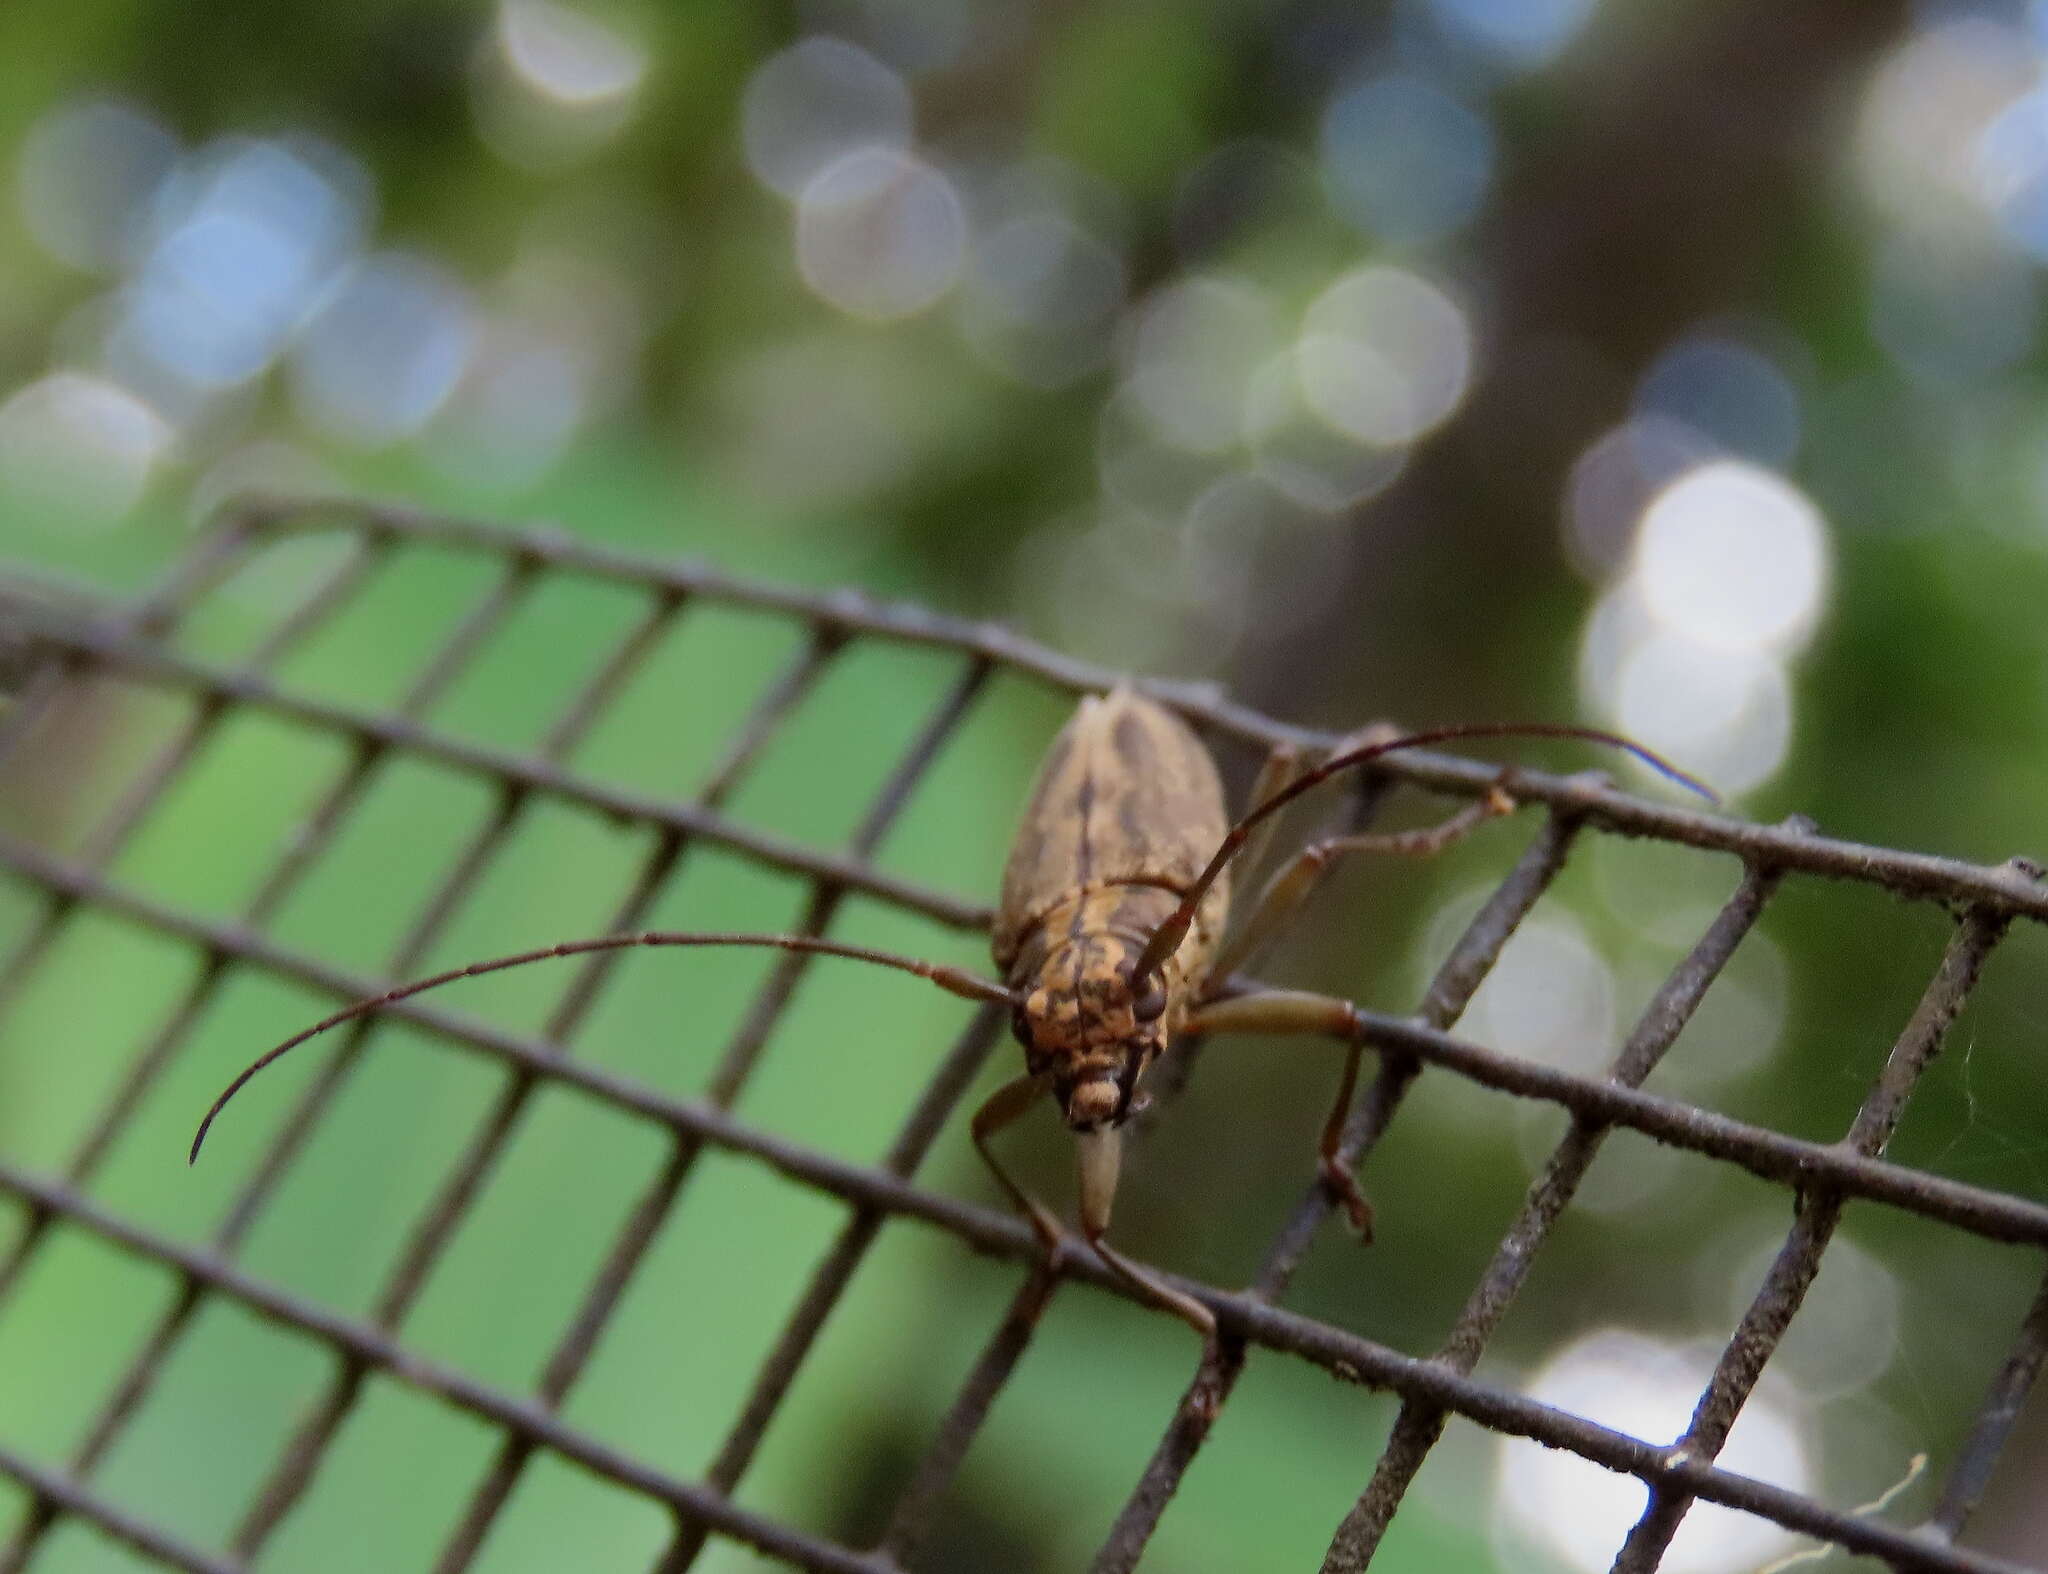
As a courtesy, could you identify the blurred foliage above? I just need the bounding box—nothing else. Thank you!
[3,0,2048,1570]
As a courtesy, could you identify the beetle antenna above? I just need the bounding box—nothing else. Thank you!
[1130,722,1717,986]
[191,932,1014,1163]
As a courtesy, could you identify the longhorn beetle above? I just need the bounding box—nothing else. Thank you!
[192,688,1712,1373]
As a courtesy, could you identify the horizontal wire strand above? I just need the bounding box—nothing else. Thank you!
[216,497,2048,926]
[0,1158,2031,1574]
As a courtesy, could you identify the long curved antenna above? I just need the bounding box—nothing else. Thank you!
[1130,722,1717,986]
[191,932,1014,1163]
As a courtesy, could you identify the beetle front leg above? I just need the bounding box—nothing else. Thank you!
[971,1072,1066,1259]
[1234,739,1310,885]
[975,1077,1223,1378]
[1074,1122,1219,1356]
[1184,989,1379,1242]
[1231,723,1400,906]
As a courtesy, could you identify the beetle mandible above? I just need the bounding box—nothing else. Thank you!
[192,686,1710,1368]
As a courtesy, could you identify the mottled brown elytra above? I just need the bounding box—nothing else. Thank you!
[192,686,1712,1380]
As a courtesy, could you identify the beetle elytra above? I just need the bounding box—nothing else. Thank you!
[193,686,1711,1374]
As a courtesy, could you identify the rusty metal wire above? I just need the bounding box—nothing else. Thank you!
[0,496,2042,1574]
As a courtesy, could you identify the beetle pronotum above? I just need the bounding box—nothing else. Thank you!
[193,688,1711,1375]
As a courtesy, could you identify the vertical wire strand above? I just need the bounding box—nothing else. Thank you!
[1608,907,2010,1573]
[1090,806,1589,1574]
[1927,1261,2048,1542]
[1319,852,1787,1571]
[225,609,836,1559]
[0,536,388,1308]
[872,1265,1058,1567]
[446,657,994,1574]
[0,550,528,1574]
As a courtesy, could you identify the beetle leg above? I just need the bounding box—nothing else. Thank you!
[1076,1140,1221,1371]
[974,1076,1223,1374]
[970,1072,1066,1259]
[1094,1229,1229,1418]
[1209,772,1515,982]
[1087,1227,1221,1364]
[1235,740,1310,886]
[1183,989,1380,1242]
[1074,1124,1210,1344]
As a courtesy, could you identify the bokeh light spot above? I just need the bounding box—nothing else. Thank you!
[0,371,172,526]
[1514,1104,1682,1215]
[1855,17,2032,225]
[1633,461,1829,653]
[1722,1232,1901,1401]
[17,96,180,274]
[960,210,1125,387]
[1320,71,1494,244]
[1609,627,1793,796]
[1465,918,1616,1073]
[497,0,644,107]
[1300,265,1473,445]
[1563,417,1719,580]
[795,148,966,321]
[1123,275,1276,454]
[1420,897,1616,1073]
[1869,230,2037,385]
[1976,83,2048,259]
[427,321,587,492]
[1243,352,1404,512]
[1634,336,1801,468]
[1095,384,1224,520]
[122,136,369,392]
[292,252,478,445]
[1619,916,1790,1087]
[743,37,912,200]
[1425,0,1597,67]
[1495,1330,1808,1573]
[802,0,997,74]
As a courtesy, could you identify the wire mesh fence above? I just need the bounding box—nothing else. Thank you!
[0,496,2042,1573]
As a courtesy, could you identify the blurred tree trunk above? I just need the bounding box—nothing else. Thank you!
[1233,0,1912,731]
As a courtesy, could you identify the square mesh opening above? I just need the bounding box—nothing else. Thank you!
[0,497,2041,1574]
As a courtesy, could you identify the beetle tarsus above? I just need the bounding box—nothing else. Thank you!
[1321,1156,1376,1244]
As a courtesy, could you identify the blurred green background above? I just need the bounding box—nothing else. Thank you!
[2,0,2048,1569]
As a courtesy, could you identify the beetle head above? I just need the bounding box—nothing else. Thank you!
[1009,933,1171,1131]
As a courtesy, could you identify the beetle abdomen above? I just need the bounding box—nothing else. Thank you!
[992,687,1230,982]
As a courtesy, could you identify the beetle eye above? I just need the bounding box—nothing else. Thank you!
[1131,977,1168,1023]
[1010,1004,1034,1046]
